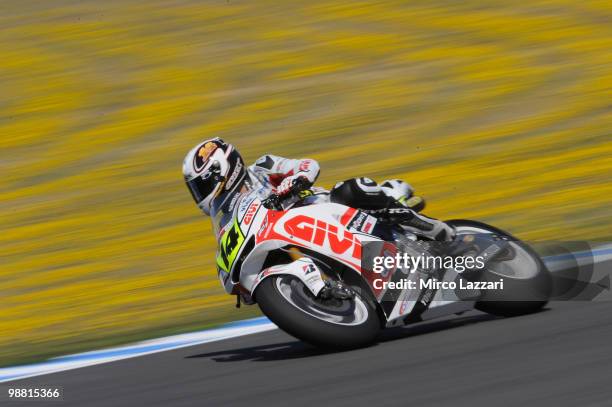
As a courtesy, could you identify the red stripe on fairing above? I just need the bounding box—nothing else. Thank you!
[340,208,357,226]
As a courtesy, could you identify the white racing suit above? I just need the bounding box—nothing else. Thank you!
[247,155,454,241]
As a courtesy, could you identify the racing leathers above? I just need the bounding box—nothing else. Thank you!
[249,154,321,195]
[248,155,454,241]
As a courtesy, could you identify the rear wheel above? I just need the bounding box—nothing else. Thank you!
[255,275,381,349]
[448,220,552,316]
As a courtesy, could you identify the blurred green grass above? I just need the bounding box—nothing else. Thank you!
[1,0,611,366]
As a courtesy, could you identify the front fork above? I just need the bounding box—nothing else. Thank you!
[250,257,327,300]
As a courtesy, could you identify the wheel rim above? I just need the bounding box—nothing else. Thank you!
[455,225,539,279]
[274,276,370,326]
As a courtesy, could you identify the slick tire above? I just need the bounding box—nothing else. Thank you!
[448,219,552,317]
[255,276,381,349]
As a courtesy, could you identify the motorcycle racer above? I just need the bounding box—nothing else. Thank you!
[182,138,454,241]
[181,138,549,344]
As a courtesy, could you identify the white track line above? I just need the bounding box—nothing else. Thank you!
[0,318,276,383]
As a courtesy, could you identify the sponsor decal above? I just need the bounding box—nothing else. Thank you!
[225,161,243,190]
[348,212,367,230]
[299,160,311,172]
[238,196,253,213]
[194,142,218,173]
[243,201,260,225]
[347,211,377,235]
[256,209,286,242]
[228,193,240,212]
[256,210,286,242]
[257,214,270,239]
[302,263,317,275]
[283,215,362,260]
[419,285,435,306]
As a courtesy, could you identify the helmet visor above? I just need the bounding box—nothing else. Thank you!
[186,172,218,204]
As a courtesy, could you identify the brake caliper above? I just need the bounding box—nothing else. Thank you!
[319,280,355,300]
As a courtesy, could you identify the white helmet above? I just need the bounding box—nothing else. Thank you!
[182,138,247,215]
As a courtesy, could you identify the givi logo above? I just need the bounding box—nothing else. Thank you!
[283,215,362,259]
[243,202,259,225]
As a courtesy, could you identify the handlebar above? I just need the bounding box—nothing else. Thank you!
[262,177,312,210]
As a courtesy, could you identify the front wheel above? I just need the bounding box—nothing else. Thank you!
[255,275,381,349]
[448,220,552,317]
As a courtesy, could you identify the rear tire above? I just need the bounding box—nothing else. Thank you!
[448,220,552,317]
[255,276,381,349]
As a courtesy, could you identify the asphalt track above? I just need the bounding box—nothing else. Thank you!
[8,260,612,407]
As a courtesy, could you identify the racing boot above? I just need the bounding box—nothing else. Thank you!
[381,179,425,212]
[383,206,455,242]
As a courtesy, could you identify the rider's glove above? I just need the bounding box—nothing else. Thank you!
[275,175,309,196]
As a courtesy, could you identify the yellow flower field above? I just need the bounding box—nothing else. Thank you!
[1,0,611,365]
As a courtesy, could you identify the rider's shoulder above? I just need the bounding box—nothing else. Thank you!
[253,154,286,170]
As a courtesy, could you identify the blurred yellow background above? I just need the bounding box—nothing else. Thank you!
[1,0,611,366]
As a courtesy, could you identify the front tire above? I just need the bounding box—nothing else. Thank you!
[448,220,552,317]
[255,275,381,349]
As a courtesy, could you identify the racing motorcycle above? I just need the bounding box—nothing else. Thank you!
[212,181,552,349]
